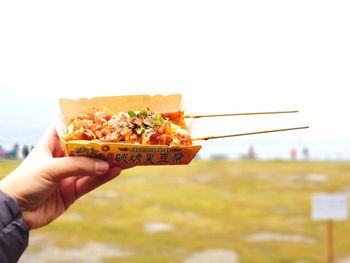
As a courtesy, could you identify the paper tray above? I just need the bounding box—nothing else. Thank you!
[57,94,202,167]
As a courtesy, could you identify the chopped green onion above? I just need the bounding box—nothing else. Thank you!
[137,109,149,117]
[153,115,165,126]
[127,110,136,117]
[135,127,145,135]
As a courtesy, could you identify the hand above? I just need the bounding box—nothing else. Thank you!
[0,127,121,230]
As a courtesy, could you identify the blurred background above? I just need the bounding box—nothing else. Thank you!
[1,1,350,262]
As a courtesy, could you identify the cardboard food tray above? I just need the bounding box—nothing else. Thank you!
[57,94,202,168]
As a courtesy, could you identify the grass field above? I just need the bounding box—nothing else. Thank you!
[2,159,350,262]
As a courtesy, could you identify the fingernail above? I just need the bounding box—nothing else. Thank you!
[95,160,109,174]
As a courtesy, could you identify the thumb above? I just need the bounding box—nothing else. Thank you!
[44,157,110,182]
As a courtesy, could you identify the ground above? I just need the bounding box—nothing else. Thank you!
[1,159,350,263]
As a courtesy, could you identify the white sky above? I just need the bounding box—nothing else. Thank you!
[0,1,349,149]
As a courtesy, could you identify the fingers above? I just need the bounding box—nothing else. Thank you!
[46,125,66,157]
[75,167,122,198]
[43,157,110,182]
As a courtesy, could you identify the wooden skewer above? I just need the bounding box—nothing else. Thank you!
[184,110,299,119]
[192,126,310,141]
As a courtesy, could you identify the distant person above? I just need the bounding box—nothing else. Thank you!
[6,149,14,159]
[302,147,309,160]
[1,148,7,158]
[248,145,256,159]
[22,145,29,159]
[290,147,297,160]
[0,127,123,262]
[12,143,19,159]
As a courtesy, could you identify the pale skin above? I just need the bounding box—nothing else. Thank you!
[0,127,122,230]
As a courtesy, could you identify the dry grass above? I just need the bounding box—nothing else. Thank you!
[2,159,350,262]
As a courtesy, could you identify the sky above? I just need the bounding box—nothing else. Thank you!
[0,1,349,158]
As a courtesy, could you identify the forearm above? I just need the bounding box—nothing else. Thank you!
[0,190,29,263]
